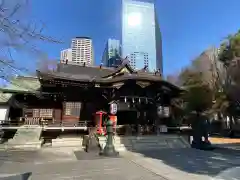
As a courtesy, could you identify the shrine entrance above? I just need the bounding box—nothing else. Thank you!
[117,111,137,125]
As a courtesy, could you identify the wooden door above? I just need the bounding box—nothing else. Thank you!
[62,102,82,126]
[54,109,62,125]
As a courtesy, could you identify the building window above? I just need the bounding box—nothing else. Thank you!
[64,102,82,116]
[40,109,53,117]
[32,109,39,117]
[32,109,53,118]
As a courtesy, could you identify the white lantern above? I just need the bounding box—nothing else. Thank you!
[157,105,163,117]
[110,102,118,115]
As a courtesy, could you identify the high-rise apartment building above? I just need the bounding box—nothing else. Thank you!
[102,39,121,67]
[60,48,72,62]
[71,37,94,65]
[122,0,163,72]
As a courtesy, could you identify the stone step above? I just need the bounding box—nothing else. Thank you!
[11,135,40,140]
[98,135,189,151]
[100,143,130,152]
[5,140,43,150]
[113,140,132,145]
[8,140,42,145]
[6,126,43,150]
[53,137,83,142]
[115,146,128,151]
[52,142,83,147]
[7,144,41,150]
[8,136,41,142]
[52,138,83,147]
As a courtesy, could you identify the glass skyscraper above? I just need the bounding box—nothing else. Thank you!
[102,39,121,67]
[122,0,163,73]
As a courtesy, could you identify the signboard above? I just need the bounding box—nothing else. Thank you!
[110,103,118,115]
[157,105,163,117]
[0,107,9,121]
[0,108,7,120]
[163,107,170,117]
[0,106,9,125]
[157,106,170,117]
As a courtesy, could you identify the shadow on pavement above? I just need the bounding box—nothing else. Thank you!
[74,151,121,160]
[0,172,32,180]
[122,139,240,177]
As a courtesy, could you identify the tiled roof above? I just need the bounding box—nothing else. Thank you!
[6,76,40,92]
[0,76,40,103]
[57,63,114,78]
[0,92,12,103]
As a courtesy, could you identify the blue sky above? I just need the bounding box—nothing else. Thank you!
[29,0,240,75]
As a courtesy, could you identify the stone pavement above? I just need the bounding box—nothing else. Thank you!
[0,148,166,180]
[0,147,239,180]
[0,147,79,164]
[122,148,240,180]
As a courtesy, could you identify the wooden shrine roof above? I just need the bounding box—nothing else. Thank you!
[0,76,40,103]
[37,62,163,82]
[0,92,12,103]
[57,63,114,78]
[37,61,182,92]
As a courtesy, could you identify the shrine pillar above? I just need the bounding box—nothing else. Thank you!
[94,111,107,135]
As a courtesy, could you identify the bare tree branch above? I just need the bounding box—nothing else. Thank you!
[0,0,61,88]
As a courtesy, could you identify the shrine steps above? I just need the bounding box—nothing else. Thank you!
[98,135,190,152]
[52,137,83,148]
[6,126,43,150]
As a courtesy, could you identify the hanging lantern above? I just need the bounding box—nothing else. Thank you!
[132,97,135,103]
[163,107,170,117]
[110,102,118,115]
[157,105,163,118]
[124,96,127,103]
[139,98,141,103]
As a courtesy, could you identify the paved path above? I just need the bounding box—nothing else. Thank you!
[0,149,166,180]
[123,148,240,180]
[0,147,239,180]
[0,147,79,164]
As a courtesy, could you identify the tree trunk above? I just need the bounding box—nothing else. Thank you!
[191,114,202,145]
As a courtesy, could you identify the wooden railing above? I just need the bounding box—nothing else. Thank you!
[20,117,88,127]
[23,117,41,125]
[0,118,89,130]
[0,119,186,133]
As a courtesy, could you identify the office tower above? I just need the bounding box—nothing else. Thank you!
[60,48,72,62]
[102,39,121,67]
[122,0,163,72]
[71,37,94,65]
[155,10,163,73]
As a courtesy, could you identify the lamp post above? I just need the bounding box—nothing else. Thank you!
[99,102,119,157]
[99,118,119,157]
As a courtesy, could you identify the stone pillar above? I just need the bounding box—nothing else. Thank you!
[135,111,140,135]
[137,124,142,136]
[125,124,132,135]
[156,105,163,135]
